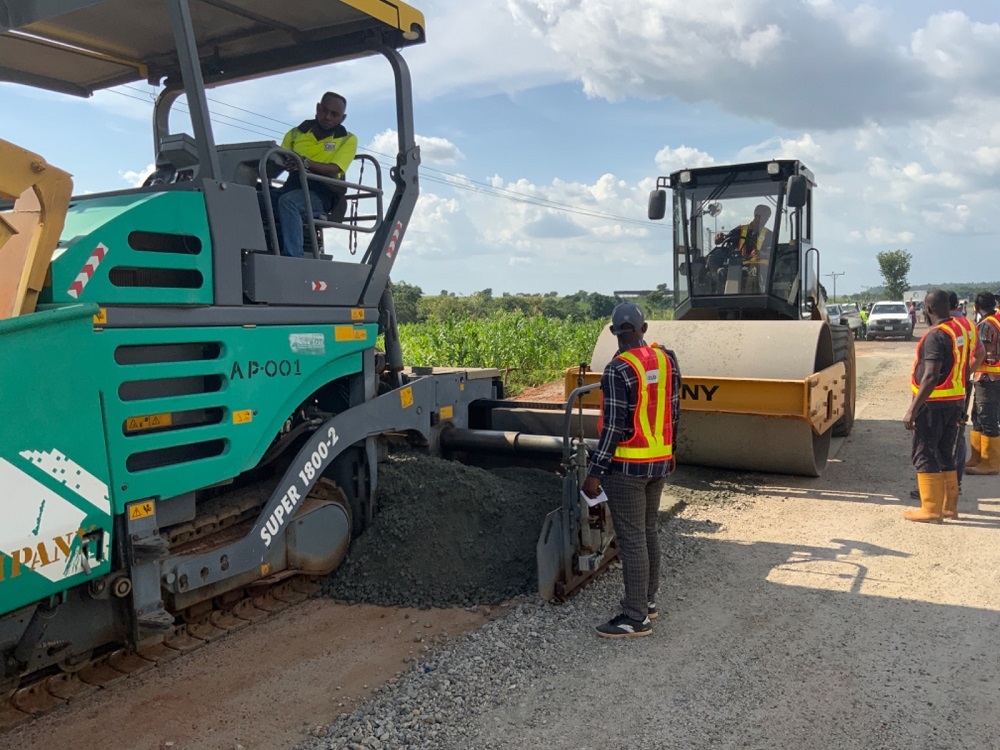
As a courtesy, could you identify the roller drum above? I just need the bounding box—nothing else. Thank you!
[590,320,836,477]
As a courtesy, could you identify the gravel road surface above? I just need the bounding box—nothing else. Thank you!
[9,334,999,750]
[304,335,1000,750]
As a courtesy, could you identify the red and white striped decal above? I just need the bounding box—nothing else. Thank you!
[67,243,108,299]
[311,281,329,292]
[386,222,403,259]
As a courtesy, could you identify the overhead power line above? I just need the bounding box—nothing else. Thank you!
[109,86,667,230]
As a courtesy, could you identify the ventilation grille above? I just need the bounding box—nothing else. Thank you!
[113,340,228,474]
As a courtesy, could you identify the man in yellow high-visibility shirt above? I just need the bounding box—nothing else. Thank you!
[260,92,358,257]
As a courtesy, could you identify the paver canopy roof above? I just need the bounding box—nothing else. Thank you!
[0,0,425,96]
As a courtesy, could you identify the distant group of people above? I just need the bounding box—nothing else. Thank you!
[904,289,1000,523]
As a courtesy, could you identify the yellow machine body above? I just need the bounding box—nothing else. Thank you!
[0,139,73,319]
[566,320,848,476]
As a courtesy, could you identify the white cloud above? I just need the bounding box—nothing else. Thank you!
[654,146,715,174]
[366,129,464,166]
[120,164,155,187]
[909,11,1000,85]
[390,166,671,293]
[508,2,1000,131]
[737,133,824,166]
[862,227,916,245]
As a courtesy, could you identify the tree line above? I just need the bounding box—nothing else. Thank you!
[840,249,999,304]
[390,281,673,325]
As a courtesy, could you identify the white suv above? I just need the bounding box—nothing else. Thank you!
[866,301,914,341]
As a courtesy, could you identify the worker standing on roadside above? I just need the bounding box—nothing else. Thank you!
[903,290,965,523]
[583,303,681,638]
[945,292,983,502]
[966,292,1000,475]
[859,306,869,340]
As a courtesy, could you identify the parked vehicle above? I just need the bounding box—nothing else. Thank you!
[866,301,914,341]
[826,304,863,336]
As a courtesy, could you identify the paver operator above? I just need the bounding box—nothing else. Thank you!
[259,91,358,257]
[582,303,681,639]
[965,292,1000,475]
[903,290,966,523]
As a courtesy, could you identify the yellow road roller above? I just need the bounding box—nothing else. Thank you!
[573,160,854,477]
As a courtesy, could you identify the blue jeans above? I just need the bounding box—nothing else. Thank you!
[258,187,325,258]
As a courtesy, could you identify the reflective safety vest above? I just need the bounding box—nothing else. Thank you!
[738,224,769,263]
[977,314,1000,374]
[911,322,965,401]
[944,316,976,378]
[613,345,674,463]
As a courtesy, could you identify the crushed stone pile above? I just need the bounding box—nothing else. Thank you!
[321,453,562,608]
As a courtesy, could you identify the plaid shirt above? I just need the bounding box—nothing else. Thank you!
[588,340,682,479]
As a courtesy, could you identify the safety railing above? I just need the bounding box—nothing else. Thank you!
[257,147,384,259]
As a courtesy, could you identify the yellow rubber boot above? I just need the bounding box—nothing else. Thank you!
[967,436,1000,475]
[904,473,944,523]
[942,470,960,520]
[964,430,983,469]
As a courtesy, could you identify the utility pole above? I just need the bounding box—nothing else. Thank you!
[825,272,845,303]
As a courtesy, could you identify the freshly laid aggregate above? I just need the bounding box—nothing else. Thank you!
[302,469,755,750]
[321,453,563,608]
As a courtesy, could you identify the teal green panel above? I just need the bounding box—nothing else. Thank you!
[98,323,375,510]
[0,306,114,612]
[46,191,213,306]
[59,193,161,245]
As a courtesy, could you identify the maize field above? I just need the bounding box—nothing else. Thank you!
[397,312,605,390]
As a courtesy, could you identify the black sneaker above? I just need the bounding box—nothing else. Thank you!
[595,613,652,639]
[647,602,659,620]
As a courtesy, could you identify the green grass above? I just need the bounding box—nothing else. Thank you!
[397,312,605,391]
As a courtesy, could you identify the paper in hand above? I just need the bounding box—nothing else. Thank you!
[581,488,608,507]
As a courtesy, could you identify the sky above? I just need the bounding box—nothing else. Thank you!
[3,0,1000,297]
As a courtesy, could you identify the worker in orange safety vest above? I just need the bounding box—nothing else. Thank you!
[903,290,966,523]
[583,302,681,638]
[966,292,1000,475]
[715,204,774,293]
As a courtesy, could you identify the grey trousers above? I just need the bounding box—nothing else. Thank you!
[604,472,665,622]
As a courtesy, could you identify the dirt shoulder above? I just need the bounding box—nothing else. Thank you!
[4,602,498,750]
